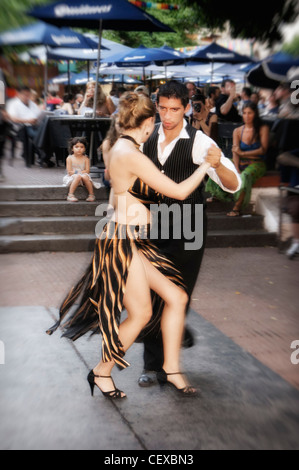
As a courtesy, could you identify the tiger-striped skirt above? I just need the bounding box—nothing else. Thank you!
[46,220,186,369]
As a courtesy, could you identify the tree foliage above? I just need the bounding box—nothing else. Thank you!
[282,35,299,56]
[0,0,298,49]
[0,0,48,32]
[180,0,299,47]
[103,7,199,48]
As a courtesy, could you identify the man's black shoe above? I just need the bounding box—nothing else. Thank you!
[182,327,195,348]
[138,370,157,387]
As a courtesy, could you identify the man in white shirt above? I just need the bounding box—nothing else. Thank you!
[6,86,45,167]
[134,80,241,387]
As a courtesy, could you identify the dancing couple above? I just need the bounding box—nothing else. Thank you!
[47,81,241,399]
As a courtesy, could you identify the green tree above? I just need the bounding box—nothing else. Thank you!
[0,0,199,49]
[282,35,299,56]
[180,0,298,47]
[0,0,49,32]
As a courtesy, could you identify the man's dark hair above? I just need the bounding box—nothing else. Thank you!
[157,80,189,108]
[242,87,252,98]
[191,93,206,105]
[208,86,220,98]
[63,93,74,102]
[221,78,235,88]
[17,86,31,93]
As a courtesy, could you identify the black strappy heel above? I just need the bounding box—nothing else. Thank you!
[157,369,198,397]
[87,370,126,399]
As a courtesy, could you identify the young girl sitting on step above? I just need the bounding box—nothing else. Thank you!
[63,136,101,202]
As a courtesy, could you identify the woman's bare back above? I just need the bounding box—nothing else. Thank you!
[109,139,151,225]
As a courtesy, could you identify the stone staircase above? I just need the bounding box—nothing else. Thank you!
[0,185,277,253]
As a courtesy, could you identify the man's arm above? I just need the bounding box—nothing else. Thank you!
[192,130,241,193]
[213,160,240,191]
[220,84,236,116]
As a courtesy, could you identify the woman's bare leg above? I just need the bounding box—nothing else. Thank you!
[93,246,152,394]
[137,253,191,391]
[94,247,191,393]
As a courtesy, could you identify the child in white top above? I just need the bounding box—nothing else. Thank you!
[63,136,101,202]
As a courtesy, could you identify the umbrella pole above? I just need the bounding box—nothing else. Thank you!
[67,60,70,91]
[93,19,103,118]
[90,19,103,164]
[44,46,48,110]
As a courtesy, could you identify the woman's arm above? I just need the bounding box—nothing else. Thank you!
[106,97,115,115]
[126,147,218,201]
[101,139,111,181]
[232,127,241,172]
[200,113,217,137]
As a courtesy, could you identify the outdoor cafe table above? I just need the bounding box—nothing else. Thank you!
[34,115,112,166]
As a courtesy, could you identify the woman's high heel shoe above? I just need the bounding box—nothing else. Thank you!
[157,369,198,397]
[87,370,126,399]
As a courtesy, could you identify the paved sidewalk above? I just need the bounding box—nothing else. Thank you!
[0,151,299,450]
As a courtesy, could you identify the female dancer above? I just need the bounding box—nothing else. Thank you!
[47,92,221,399]
[206,102,269,215]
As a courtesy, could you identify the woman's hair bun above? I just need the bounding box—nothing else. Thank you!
[118,91,155,130]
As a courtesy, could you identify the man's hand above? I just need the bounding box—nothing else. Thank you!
[205,144,221,168]
[228,82,236,98]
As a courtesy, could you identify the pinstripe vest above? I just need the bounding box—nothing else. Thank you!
[143,123,205,207]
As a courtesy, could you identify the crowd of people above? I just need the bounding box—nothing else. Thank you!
[0,76,298,261]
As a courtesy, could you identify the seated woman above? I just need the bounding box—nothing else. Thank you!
[79,81,115,116]
[205,102,269,216]
[191,93,218,141]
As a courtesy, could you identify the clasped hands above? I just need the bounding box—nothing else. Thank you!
[205,144,221,169]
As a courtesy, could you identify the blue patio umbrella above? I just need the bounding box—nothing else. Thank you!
[49,71,142,86]
[49,71,98,85]
[0,21,98,49]
[188,42,255,82]
[247,51,299,89]
[0,21,105,96]
[107,44,187,67]
[28,0,173,117]
[105,44,187,84]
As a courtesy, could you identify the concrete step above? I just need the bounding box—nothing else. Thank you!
[207,213,264,231]
[0,200,107,217]
[0,234,96,253]
[205,200,255,213]
[0,213,265,236]
[0,185,108,201]
[0,229,277,253]
[0,216,99,235]
[206,230,277,248]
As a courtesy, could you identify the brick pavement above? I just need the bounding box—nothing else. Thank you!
[1,142,66,186]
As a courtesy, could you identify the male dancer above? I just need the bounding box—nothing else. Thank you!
[131,81,241,386]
